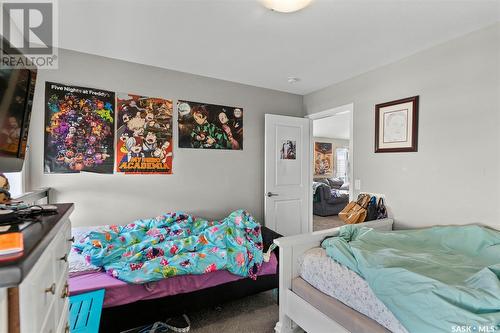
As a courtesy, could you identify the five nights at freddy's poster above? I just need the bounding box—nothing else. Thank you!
[177,100,243,150]
[116,93,173,174]
[44,82,115,174]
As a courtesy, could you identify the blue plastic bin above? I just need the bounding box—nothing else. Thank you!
[69,289,105,333]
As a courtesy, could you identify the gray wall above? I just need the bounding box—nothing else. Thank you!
[304,23,500,229]
[28,49,303,226]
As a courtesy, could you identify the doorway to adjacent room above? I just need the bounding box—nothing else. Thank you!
[307,103,353,231]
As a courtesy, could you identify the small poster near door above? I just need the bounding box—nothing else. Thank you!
[280,140,296,159]
[314,142,333,176]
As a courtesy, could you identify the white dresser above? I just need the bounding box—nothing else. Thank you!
[0,203,74,333]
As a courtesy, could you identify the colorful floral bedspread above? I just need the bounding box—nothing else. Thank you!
[73,210,264,284]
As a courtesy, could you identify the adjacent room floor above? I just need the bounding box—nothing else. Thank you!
[313,214,345,231]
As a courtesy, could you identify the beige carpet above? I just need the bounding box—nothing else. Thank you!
[183,217,343,333]
[189,291,279,333]
[185,217,342,332]
[313,214,345,231]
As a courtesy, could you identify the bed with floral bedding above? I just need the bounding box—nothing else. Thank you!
[74,209,264,284]
[69,210,281,332]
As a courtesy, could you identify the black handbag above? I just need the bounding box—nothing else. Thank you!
[376,197,388,219]
[365,196,378,221]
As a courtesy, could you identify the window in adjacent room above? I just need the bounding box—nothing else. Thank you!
[335,147,348,182]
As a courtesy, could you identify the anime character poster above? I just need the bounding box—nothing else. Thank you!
[116,93,173,174]
[177,100,243,150]
[44,82,115,174]
[314,142,333,176]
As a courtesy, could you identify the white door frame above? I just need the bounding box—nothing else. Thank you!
[305,103,354,231]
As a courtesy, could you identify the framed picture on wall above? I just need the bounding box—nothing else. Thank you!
[375,96,419,153]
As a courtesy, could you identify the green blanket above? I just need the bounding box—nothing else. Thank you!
[321,225,500,333]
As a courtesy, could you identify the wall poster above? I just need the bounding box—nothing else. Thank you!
[314,142,333,176]
[177,100,243,150]
[280,140,296,160]
[44,82,115,173]
[116,93,173,174]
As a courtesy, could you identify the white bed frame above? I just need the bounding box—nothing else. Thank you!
[273,219,394,333]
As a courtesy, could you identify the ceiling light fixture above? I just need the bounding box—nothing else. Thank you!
[261,0,313,13]
[287,77,301,84]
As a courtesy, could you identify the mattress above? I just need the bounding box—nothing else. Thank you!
[292,277,390,333]
[69,252,277,308]
[298,247,408,333]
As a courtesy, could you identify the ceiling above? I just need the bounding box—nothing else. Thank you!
[58,0,500,95]
[313,112,350,140]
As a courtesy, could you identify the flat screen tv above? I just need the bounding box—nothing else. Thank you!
[0,42,37,172]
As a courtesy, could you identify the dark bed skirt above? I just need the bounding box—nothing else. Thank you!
[100,226,282,332]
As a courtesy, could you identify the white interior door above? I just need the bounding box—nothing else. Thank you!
[264,114,311,236]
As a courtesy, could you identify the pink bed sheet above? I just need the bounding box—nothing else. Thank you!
[69,252,278,308]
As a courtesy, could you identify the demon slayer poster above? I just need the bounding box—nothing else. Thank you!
[44,82,115,174]
[177,100,243,150]
[116,93,173,174]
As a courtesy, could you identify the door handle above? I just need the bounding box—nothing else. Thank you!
[266,192,279,197]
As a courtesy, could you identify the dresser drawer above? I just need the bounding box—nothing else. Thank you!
[20,247,56,333]
[61,220,73,254]
[56,299,70,333]
[55,269,69,324]
[41,302,56,333]
[54,221,72,279]
[19,219,72,333]
[52,222,71,333]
